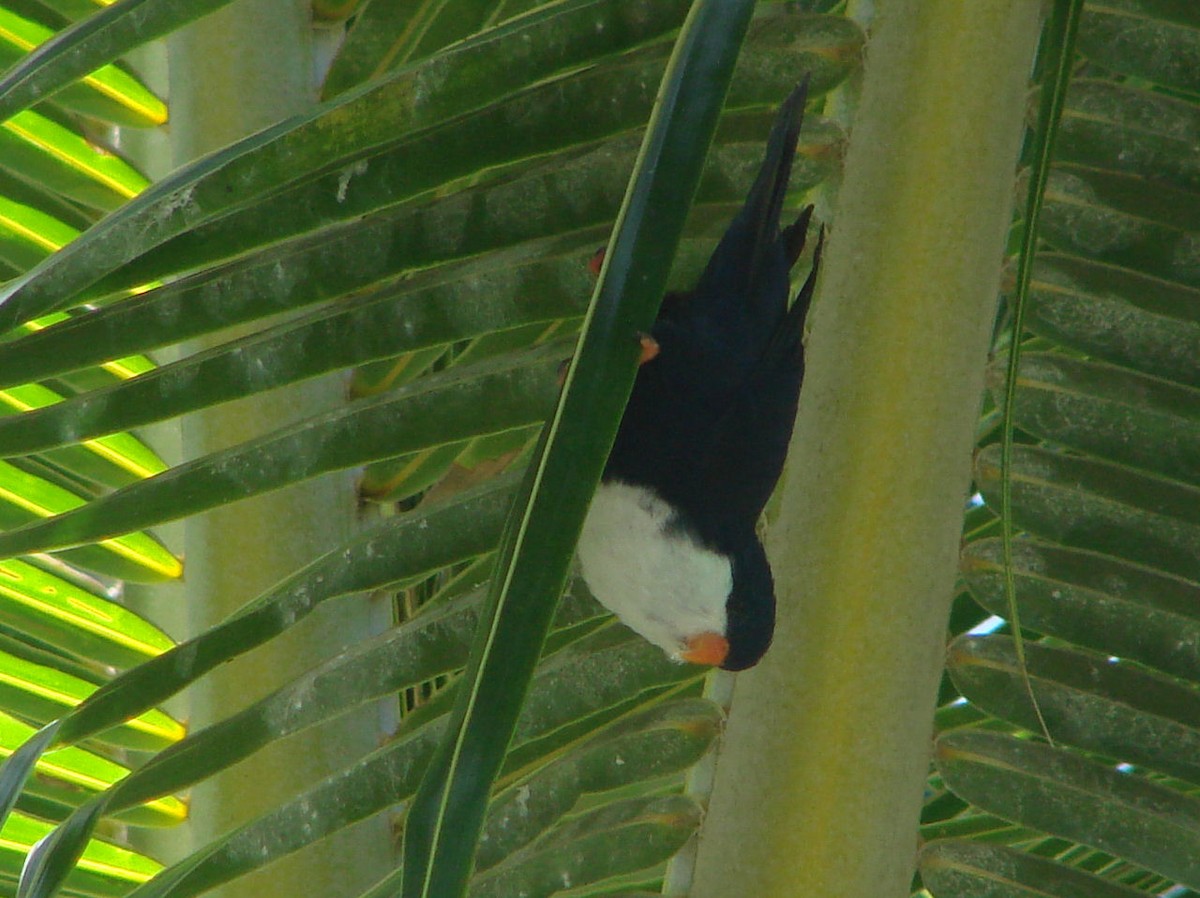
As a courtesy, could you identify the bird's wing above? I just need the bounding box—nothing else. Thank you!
[691,227,824,525]
[604,80,819,528]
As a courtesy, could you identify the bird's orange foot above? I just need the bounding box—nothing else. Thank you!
[637,332,660,365]
[587,246,606,278]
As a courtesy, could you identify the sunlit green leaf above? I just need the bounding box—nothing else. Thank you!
[0,808,162,897]
[0,195,77,270]
[0,6,166,126]
[0,646,181,750]
[0,109,147,211]
[0,712,184,827]
[0,458,178,582]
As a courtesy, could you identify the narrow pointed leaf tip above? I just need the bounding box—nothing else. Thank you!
[0,721,60,837]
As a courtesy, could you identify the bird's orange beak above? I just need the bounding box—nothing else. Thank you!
[681,631,729,667]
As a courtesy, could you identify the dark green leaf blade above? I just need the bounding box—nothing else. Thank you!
[0,231,599,397]
[97,17,841,301]
[108,625,691,898]
[962,538,1200,682]
[1076,4,1200,94]
[1026,253,1200,387]
[920,840,1146,898]
[976,443,1200,581]
[948,634,1200,784]
[993,351,1200,488]
[322,0,690,99]
[476,698,721,872]
[1058,79,1200,196]
[0,0,700,331]
[936,730,1200,889]
[17,795,107,898]
[55,472,517,748]
[469,794,702,898]
[0,342,563,559]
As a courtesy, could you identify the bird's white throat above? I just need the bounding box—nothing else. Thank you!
[577,480,731,659]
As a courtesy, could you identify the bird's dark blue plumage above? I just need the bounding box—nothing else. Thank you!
[579,80,822,672]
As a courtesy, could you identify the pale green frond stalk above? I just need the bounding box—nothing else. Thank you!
[690,3,1043,898]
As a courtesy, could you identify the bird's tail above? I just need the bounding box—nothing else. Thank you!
[782,204,815,271]
[743,77,810,296]
[777,219,825,361]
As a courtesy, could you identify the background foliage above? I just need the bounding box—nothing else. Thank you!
[0,1,1196,897]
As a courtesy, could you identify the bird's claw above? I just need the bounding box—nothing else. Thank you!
[637,332,660,365]
[587,246,606,278]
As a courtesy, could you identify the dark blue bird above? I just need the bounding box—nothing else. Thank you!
[577,81,823,671]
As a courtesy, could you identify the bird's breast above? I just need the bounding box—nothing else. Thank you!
[576,479,732,659]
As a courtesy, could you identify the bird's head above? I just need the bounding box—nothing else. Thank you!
[673,534,776,671]
[717,536,777,671]
[577,481,778,672]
